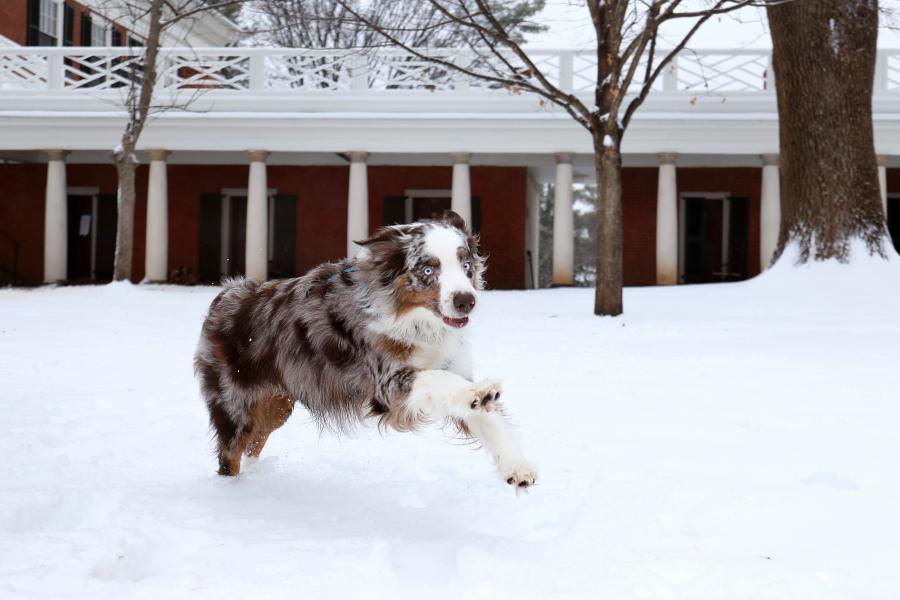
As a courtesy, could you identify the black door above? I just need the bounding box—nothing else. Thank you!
[724,197,750,281]
[198,193,223,282]
[269,194,297,279]
[67,195,94,280]
[94,194,117,280]
[381,195,481,234]
[682,197,707,284]
[227,196,247,277]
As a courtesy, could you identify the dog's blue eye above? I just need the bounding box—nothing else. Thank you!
[463,261,472,271]
[423,267,434,277]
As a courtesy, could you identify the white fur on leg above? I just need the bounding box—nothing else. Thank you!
[464,410,537,489]
[402,370,501,420]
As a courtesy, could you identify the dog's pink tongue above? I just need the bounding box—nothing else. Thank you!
[442,316,469,328]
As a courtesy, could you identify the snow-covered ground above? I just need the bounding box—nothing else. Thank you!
[2,253,900,599]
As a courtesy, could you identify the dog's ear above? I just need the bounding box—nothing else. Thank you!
[356,226,410,286]
[441,210,468,233]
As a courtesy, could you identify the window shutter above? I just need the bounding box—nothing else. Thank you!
[63,3,74,46]
[26,0,41,46]
[80,14,91,46]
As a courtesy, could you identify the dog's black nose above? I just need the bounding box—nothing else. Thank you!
[453,291,476,314]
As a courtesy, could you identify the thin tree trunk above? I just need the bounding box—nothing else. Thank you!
[594,130,624,316]
[113,157,137,281]
[767,0,887,262]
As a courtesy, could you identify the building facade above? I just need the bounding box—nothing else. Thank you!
[1,3,899,289]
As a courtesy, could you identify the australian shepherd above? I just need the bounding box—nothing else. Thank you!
[194,211,536,488]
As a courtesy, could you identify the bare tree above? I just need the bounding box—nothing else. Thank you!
[102,0,244,281]
[767,0,888,263]
[322,0,768,316]
[241,0,545,49]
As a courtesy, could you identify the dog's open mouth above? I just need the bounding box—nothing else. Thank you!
[442,315,469,328]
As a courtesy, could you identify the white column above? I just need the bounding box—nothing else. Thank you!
[760,154,781,270]
[144,149,169,282]
[245,150,269,282]
[877,155,888,217]
[451,152,472,226]
[552,152,575,286]
[43,150,69,283]
[346,151,369,257]
[656,153,678,285]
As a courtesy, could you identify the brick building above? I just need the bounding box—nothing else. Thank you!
[1,0,898,289]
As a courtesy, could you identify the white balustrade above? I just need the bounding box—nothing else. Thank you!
[0,47,835,96]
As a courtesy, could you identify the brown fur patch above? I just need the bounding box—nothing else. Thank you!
[375,335,416,361]
[393,273,440,317]
[246,394,295,458]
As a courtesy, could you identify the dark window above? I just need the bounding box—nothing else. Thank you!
[111,29,123,46]
[128,36,143,47]
[381,195,481,234]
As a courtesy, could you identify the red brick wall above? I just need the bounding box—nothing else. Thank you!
[620,166,763,286]
[622,168,658,286]
[0,0,28,45]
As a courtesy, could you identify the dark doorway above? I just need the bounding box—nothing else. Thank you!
[888,197,900,254]
[67,195,93,280]
[269,194,297,279]
[66,194,117,282]
[681,196,749,284]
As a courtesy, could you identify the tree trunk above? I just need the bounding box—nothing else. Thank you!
[767,0,887,262]
[594,130,624,316]
[113,156,136,281]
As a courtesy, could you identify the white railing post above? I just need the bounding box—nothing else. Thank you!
[453,52,471,93]
[47,52,63,90]
[765,52,776,92]
[249,52,265,91]
[662,56,678,92]
[875,51,888,92]
[350,51,368,91]
[559,51,574,93]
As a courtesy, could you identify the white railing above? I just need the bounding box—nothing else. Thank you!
[0,46,893,96]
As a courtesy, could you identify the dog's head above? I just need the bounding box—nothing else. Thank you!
[357,211,485,329]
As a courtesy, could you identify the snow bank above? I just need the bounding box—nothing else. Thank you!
[2,267,900,598]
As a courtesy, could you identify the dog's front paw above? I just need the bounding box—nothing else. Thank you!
[467,378,502,412]
[500,458,537,489]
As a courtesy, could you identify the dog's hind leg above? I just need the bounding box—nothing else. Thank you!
[208,402,254,476]
[245,394,295,458]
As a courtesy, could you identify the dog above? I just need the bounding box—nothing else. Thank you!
[194,210,537,488]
